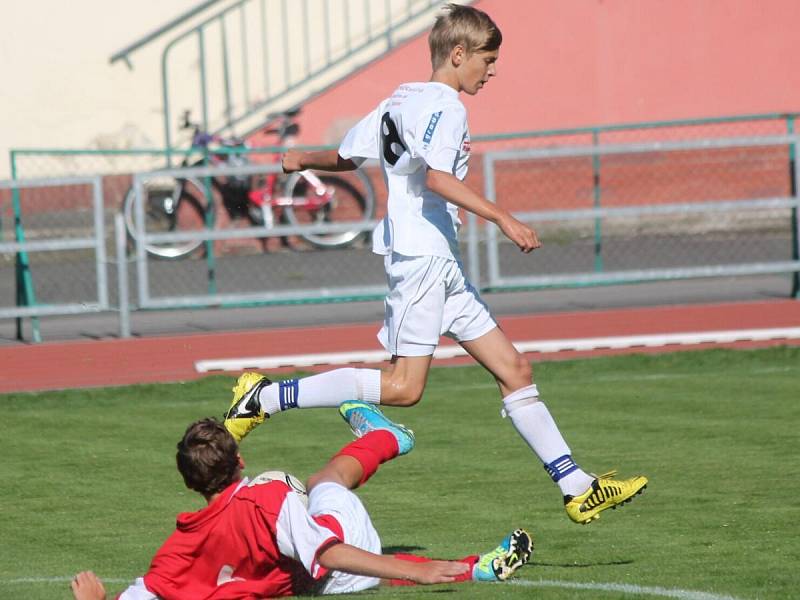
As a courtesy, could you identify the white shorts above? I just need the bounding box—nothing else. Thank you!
[309,482,382,595]
[378,253,497,357]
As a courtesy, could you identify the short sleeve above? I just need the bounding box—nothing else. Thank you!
[274,489,342,579]
[338,105,382,166]
[117,577,158,600]
[410,104,467,173]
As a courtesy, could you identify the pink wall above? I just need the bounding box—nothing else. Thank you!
[254,0,800,146]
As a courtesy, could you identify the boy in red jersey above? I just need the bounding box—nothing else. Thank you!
[71,402,531,600]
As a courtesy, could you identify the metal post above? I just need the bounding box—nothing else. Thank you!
[199,29,209,131]
[483,153,499,289]
[9,153,41,342]
[790,119,800,298]
[303,0,311,76]
[115,213,131,338]
[161,45,173,167]
[282,0,290,86]
[592,129,604,273]
[240,4,251,110]
[260,0,271,97]
[220,16,233,129]
[134,176,150,309]
[202,147,218,295]
[384,0,392,48]
[92,177,109,309]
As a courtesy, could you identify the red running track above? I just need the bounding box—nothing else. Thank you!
[1,300,799,394]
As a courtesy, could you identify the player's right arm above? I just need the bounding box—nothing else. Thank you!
[283,104,384,174]
[426,168,540,253]
[318,542,468,585]
[281,149,357,173]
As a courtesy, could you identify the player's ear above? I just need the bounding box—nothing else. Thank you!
[237,453,245,470]
[451,44,465,67]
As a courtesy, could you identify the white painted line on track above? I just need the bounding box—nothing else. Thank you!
[510,579,744,600]
[194,326,800,373]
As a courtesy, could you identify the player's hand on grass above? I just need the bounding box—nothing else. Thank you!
[71,571,106,600]
[282,149,303,173]
[498,212,541,253]
[407,559,470,584]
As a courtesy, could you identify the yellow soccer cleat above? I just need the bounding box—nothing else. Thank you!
[223,372,272,443]
[564,471,648,525]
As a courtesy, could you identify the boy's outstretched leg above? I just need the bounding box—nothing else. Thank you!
[224,368,384,442]
[462,328,648,524]
[307,401,415,490]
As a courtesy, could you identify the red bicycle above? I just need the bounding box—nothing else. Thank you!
[122,108,376,258]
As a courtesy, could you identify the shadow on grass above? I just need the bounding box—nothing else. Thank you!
[382,545,427,554]
[532,559,634,568]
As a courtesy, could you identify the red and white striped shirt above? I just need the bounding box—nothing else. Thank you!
[117,477,342,600]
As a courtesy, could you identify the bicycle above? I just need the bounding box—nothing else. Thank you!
[122,107,376,259]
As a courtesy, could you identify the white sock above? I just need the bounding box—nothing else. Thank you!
[502,385,594,497]
[257,368,381,415]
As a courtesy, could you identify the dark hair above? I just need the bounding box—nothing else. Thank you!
[429,3,502,69]
[176,418,241,497]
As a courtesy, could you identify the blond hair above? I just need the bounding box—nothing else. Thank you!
[428,3,502,69]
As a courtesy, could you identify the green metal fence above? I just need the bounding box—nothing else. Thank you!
[5,111,800,342]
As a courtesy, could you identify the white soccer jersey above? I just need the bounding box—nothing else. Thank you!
[339,82,471,260]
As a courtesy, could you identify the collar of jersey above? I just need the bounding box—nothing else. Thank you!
[425,81,459,98]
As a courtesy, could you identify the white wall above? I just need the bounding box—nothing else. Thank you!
[0,0,212,179]
[0,0,453,180]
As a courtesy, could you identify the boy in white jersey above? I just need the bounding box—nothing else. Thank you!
[226,3,647,525]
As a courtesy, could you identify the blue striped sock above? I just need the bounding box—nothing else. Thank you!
[279,379,299,411]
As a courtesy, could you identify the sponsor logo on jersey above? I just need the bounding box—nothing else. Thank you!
[423,111,443,143]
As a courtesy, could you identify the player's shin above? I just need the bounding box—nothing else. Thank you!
[259,368,381,415]
[501,385,594,497]
[333,430,401,486]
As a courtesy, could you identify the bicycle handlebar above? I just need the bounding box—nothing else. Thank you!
[180,106,301,148]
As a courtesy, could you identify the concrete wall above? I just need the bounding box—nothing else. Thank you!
[4,0,800,180]
[276,0,800,147]
[0,0,203,179]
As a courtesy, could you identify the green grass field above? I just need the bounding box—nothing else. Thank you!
[2,346,799,600]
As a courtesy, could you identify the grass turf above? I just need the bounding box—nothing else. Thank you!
[1,346,798,599]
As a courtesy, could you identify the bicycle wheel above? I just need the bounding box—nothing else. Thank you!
[282,171,376,249]
[122,176,210,259]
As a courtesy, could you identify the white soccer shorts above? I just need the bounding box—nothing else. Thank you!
[310,482,382,595]
[378,252,497,356]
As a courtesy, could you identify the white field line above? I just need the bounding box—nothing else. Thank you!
[194,326,800,373]
[1,576,131,584]
[2,576,745,599]
[510,579,745,600]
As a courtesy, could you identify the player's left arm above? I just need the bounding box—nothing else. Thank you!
[426,169,541,253]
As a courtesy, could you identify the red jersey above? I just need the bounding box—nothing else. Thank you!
[118,476,342,600]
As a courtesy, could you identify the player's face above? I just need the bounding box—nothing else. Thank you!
[458,48,499,95]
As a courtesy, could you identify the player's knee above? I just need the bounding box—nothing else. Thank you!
[499,353,532,391]
[514,354,532,382]
[381,380,425,407]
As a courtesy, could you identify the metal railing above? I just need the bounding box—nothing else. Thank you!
[108,0,456,155]
[482,134,800,293]
[0,176,108,342]
[5,117,800,342]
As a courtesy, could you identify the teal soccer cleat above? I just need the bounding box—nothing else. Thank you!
[338,401,415,455]
[472,529,533,582]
